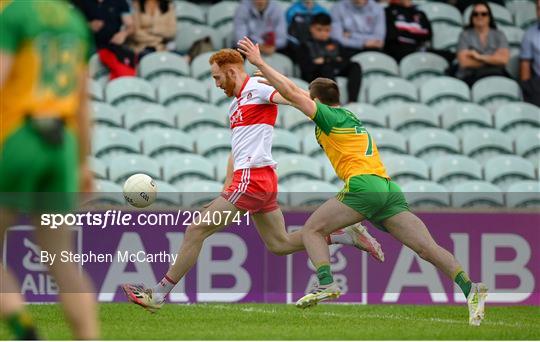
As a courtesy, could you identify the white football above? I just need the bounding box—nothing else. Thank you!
[123,173,157,208]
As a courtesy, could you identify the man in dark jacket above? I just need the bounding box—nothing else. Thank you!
[298,13,362,103]
[384,0,432,62]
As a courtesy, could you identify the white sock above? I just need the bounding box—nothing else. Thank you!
[152,275,176,303]
[328,229,354,245]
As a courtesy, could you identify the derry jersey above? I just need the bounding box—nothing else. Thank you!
[228,76,279,170]
[312,102,389,181]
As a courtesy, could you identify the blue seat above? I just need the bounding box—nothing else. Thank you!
[440,103,493,137]
[346,103,388,128]
[367,77,418,107]
[369,128,408,155]
[401,181,450,208]
[384,155,429,185]
[289,180,341,206]
[420,77,470,111]
[408,128,460,163]
[273,129,301,156]
[141,128,194,160]
[494,102,540,135]
[90,102,123,128]
[452,181,504,208]
[109,155,161,184]
[276,154,323,186]
[399,52,449,86]
[506,181,540,208]
[163,154,216,185]
[515,129,540,163]
[484,155,537,191]
[431,155,483,189]
[462,129,514,163]
[105,77,155,110]
[124,104,176,133]
[139,52,190,83]
[92,127,140,161]
[158,77,209,106]
[387,103,439,136]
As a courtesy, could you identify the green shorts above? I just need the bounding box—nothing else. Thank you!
[0,120,78,213]
[337,174,409,232]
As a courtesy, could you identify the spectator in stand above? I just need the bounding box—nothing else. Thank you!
[456,1,509,86]
[519,0,540,107]
[330,0,386,59]
[430,0,504,13]
[234,0,288,57]
[384,0,432,62]
[73,0,136,79]
[298,13,362,103]
[130,0,176,58]
[286,0,330,46]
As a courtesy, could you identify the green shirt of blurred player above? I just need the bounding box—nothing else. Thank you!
[0,0,93,211]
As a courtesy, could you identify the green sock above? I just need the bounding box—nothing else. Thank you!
[6,311,38,340]
[316,264,334,286]
[454,269,472,298]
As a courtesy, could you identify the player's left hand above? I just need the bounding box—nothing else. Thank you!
[237,37,264,67]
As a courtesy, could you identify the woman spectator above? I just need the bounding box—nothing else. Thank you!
[456,1,509,86]
[130,0,176,57]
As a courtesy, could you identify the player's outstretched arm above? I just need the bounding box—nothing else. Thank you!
[237,37,316,118]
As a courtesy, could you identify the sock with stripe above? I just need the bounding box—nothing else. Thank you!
[316,264,334,286]
[6,311,38,340]
[453,268,472,298]
[152,275,177,303]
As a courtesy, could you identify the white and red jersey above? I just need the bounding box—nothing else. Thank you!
[228,76,279,171]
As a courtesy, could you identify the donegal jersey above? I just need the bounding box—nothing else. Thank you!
[0,0,92,144]
[312,102,389,181]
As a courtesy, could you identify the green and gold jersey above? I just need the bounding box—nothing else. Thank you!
[312,101,389,182]
[0,0,92,144]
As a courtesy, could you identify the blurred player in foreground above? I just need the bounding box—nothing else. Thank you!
[0,0,98,339]
[122,48,384,312]
[237,36,488,326]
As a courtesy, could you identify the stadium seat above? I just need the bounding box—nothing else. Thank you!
[212,22,234,50]
[191,51,216,80]
[89,79,104,102]
[399,52,449,86]
[418,2,462,27]
[320,157,340,185]
[109,154,161,184]
[431,155,483,188]
[176,103,227,133]
[207,1,237,28]
[180,180,223,208]
[89,156,108,180]
[105,77,155,110]
[273,129,301,157]
[346,103,388,128]
[288,180,341,206]
[367,77,418,107]
[506,181,540,208]
[244,53,294,76]
[515,129,540,163]
[92,127,140,161]
[209,82,232,106]
[302,134,322,157]
[281,105,315,135]
[213,155,230,183]
[387,103,439,136]
[276,154,323,185]
[153,180,182,206]
[163,154,216,185]
[432,24,461,51]
[420,77,470,111]
[89,53,109,84]
[409,128,460,163]
[139,52,190,84]
[440,103,493,136]
[158,77,209,106]
[462,129,513,163]
[452,181,505,208]
[494,102,540,135]
[141,128,194,160]
[511,0,537,28]
[174,1,206,25]
[463,3,513,26]
[369,128,408,155]
[499,26,525,52]
[91,180,124,205]
[90,102,123,128]
[290,77,310,90]
[277,184,289,206]
[351,51,399,85]
[195,128,231,160]
[174,24,217,53]
[471,76,521,109]
[124,104,176,133]
[401,181,450,208]
[384,155,429,185]
[484,155,537,190]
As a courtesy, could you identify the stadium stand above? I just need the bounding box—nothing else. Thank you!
[162,153,216,186]
[401,181,451,208]
[91,102,123,128]
[109,154,161,184]
[289,180,341,206]
[275,154,323,186]
[452,181,505,208]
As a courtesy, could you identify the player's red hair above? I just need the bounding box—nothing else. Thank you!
[208,49,244,67]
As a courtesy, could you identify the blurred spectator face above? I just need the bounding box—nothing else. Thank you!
[471,4,490,28]
[303,0,315,9]
[310,22,332,41]
[351,0,368,7]
[399,0,412,7]
[253,0,269,12]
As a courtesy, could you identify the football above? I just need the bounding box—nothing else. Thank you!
[123,173,157,208]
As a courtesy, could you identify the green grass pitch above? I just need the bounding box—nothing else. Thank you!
[1,303,539,340]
